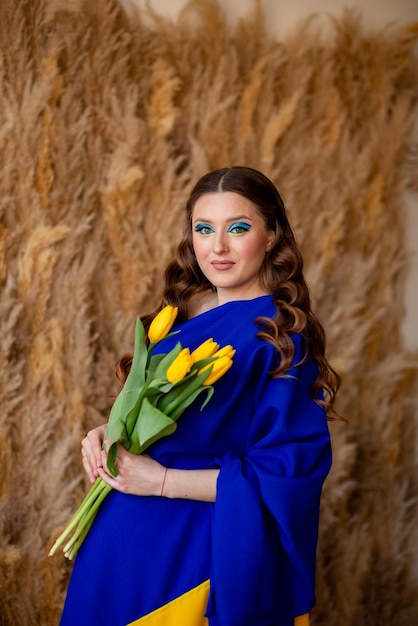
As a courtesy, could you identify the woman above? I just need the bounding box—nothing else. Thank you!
[61,166,340,626]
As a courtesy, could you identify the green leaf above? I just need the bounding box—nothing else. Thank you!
[124,317,148,390]
[106,443,119,477]
[189,356,217,369]
[104,317,149,451]
[126,380,173,430]
[196,385,214,411]
[169,386,214,421]
[146,352,166,374]
[106,421,130,477]
[160,368,212,417]
[105,389,136,444]
[155,366,213,413]
[156,378,193,413]
[128,397,177,455]
[150,342,183,379]
[124,393,145,440]
[146,379,173,394]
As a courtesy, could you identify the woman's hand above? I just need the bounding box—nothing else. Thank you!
[97,445,166,497]
[85,435,219,502]
[81,424,107,484]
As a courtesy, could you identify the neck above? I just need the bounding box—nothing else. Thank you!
[215,287,270,306]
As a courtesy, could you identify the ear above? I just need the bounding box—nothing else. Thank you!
[266,231,275,252]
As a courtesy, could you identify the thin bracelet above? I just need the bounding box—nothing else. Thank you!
[160,467,168,496]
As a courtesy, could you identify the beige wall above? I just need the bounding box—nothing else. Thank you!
[128,0,417,28]
[124,0,418,350]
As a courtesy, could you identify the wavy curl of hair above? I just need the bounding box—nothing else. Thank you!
[118,166,342,420]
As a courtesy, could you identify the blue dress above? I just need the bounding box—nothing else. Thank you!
[60,296,332,626]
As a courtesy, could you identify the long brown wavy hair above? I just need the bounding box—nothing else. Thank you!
[119,166,342,420]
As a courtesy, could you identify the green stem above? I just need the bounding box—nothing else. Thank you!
[48,478,108,556]
[64,483,112,559]
[164,370,210,416]
[61,480,109,554]
[64,514,95,560]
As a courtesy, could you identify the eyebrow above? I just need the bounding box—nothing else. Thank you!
[192,214,253,224]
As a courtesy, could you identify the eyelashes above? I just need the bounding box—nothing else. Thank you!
[227,222,251,234]
[194,222,252,235]
[194,223,215,235]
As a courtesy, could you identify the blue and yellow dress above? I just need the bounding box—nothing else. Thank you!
[60,296,332,626]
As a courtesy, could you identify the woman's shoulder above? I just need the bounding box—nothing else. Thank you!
[189,293,276,321]
[188,291,218,319]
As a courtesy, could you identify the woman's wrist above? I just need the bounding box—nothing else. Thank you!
[160,467,219,502]
[160,467,168,496]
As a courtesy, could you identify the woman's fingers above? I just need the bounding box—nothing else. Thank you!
[97,449,165,496]
[81,424,107,483]
[81,450,97,484]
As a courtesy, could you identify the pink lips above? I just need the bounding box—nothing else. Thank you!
[211,261,235,271]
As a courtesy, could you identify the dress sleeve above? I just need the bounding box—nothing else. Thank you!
[206,335,332,626]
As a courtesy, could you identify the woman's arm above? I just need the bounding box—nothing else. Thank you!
[162,466,219,502]
[81,426,219,501]
[96,444,219,502]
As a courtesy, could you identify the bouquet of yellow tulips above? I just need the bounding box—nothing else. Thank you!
[49,306,235,560]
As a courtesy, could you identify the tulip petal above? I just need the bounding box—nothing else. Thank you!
[213,345,236,359]
[166,348,193,384]
[191,338,219,362]
[200,355,233,386]
[148,305,178,343]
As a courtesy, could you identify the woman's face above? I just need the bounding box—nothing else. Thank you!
[191,192,275,303]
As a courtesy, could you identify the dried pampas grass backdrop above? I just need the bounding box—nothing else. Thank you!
[0,0,417,623]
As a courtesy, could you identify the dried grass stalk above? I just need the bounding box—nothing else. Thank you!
[0,0,417,624]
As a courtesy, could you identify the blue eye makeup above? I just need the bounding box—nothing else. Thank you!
[193,221,252,236]
[227,222,252,234]
[194,223,215,235]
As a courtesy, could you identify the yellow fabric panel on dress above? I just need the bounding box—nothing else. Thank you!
[294,614,310,626]
[127,579,210,626]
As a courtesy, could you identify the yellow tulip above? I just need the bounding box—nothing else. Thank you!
[191,338,220,363]
[148,305,178,343]
[166,348,193,384]
[212,345,236,360]
[199,355,234,386]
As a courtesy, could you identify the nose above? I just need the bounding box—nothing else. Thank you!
[213,232,229,255]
